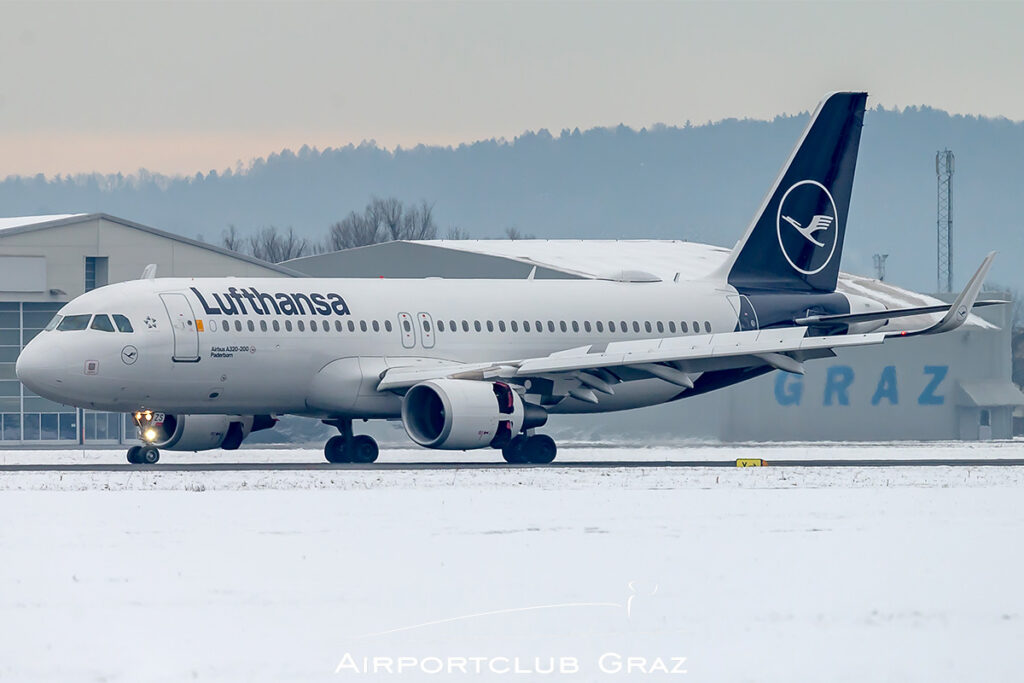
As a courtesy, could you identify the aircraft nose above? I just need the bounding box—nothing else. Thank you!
[16,336,63,396]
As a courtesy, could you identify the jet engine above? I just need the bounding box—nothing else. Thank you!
[401,379,547,450]
[139,413,276,451]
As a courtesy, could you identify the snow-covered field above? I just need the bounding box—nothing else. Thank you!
[2,444,1023,681]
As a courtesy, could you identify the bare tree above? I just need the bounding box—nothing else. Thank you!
[371,197,405,241]
[503,226,535,240]
[445,226,471,240]
[247,226,317,263]
[400,200,437,240]
[221,225,246,253]
[327,210,382,251]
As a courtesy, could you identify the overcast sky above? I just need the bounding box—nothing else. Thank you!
[1,1,1022,177]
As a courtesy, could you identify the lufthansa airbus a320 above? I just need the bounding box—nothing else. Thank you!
[16,93,998,464]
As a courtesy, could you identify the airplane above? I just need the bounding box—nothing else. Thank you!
[15,92,1000,465]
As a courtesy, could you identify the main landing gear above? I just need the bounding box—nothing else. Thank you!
[323,419,379,464]
[127,445,160,464]
[501,433,557,464]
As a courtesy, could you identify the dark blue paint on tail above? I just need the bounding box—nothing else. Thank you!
[719,92,867,293]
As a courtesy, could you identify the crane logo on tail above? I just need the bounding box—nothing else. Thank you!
[776,180,839,276]
[781,214,833,247]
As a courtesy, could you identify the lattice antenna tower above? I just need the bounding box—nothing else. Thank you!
[873,253,888,282]
[936,150,955,292]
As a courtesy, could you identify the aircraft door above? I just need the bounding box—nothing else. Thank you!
[160,293,200,362]
[417,313,435,349]
[398,312,415,349]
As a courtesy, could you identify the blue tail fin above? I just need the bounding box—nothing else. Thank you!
[717,92,867,292]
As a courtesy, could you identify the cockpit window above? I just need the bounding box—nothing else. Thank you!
[112,315,134,333]
[90,315,115,332]
[44,315,63,331]
[57,314,91,331]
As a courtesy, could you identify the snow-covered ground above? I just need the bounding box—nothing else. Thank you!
[1,444,1023,681]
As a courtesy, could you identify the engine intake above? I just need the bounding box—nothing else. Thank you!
[143,413,276,451]
[402,379,546,450]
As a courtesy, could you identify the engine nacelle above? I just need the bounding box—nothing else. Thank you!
[401,380,546,450]
[142,413,276,451]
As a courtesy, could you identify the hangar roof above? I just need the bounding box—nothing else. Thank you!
[0,213,301,276]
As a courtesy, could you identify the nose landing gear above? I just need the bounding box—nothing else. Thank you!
[323,419,379,464]
[127,411,161,464]
[126,445,160,464]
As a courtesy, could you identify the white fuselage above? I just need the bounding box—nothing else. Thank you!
[18,276,741,418]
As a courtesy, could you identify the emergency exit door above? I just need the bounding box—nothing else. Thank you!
[160,293,200,362]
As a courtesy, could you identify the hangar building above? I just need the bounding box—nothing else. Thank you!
[0,214,293,447]
[288,240,1024,441]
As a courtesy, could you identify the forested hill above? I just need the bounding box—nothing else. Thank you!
[3,105,1023,294]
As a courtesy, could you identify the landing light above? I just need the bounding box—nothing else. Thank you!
[144,429,157,442]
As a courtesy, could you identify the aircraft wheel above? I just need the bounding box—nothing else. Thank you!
[138,446,160,464]
[501,435,529,464]
[126,445,142,464]
[350,435,379,464]
[523,435,557,464]
[324,435,350,464]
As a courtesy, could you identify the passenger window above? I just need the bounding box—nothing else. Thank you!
[45,315,63,331]
[510,320,518,332]
[57,314,91,331]
[310,320,318,331]
[669,321,677,333]
[571,321,579,333]
[632,321,640,333]
[348,320,355,332]
[474,321,482,332]
[692,321,699,333]
[644,322,652,333]
[620,320,628,332]
[334,320,342,332]
[681,321,688,333]
[523,321,531,332]
[462,320,469,332]
[112,314,134,333]
[608,321,616,332]
[596,321,603,332]
[584,321,592,333]
[437,320,445,332]
[448,319,456,331]
[322,321,329,333]
[260,320,268,332]
[273,320,281,332]
[285,320,293,331]
[359,321,367,332]
[222,320,230,332]
[403,320,412,333]
[657,321,664,334]
[705,321,712,333]
[498,320,506,332]
[298,321,305,332]
[548,321,555,332]
[247,320,255,332]
[486,321,494,332]
[559,321,567,332]
[234,320,242,332]
[90,314,115,332]
[373,320,381,332]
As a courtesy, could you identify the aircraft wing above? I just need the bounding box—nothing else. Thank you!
[376,327,886,393]
[377,253,997,399]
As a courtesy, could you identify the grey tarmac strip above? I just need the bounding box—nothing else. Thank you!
[3,459,1024,472]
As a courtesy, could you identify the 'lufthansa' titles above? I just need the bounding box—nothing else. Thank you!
[191,286,351,317]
